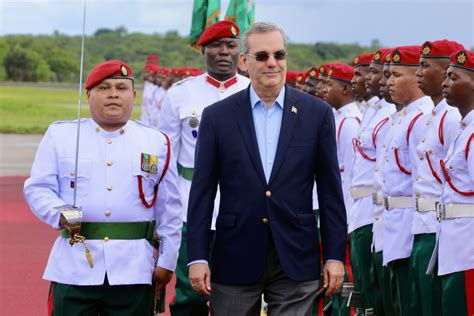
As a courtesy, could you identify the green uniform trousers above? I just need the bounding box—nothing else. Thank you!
[51,277,153,316]
[439,269,474,316]
[350,224,376,314]
[410,233,442,316]
[388,258,419,316]
[372,251,396,316]
[169,222,209,316]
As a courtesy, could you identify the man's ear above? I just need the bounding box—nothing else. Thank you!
[239,53,248,72]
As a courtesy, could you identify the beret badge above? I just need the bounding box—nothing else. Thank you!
[328,68,334,76]
[422,43,432,56]
[374,52,381,61]
[456,51,467,65]
[121,65,128,76]
[310,69,316,77]
[230,25,237,36]
[392,51,401,63]
[353,56,359,65]
[319,66,325,74]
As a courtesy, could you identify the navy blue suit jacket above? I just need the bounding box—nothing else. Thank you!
[187,85,347,285]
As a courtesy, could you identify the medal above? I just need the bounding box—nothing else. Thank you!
[189,117,199,128]
[141,153,158,174]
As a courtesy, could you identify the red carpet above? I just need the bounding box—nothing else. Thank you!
[0,176,176,316]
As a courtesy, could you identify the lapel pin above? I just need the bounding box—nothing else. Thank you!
[291,106,298,114]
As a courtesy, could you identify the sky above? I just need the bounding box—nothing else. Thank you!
[0,0,473,48]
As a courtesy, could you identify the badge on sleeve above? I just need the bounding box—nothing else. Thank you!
[141,153,158,174]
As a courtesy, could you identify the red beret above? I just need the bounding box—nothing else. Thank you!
[306,67,320,80]
[146,55,160,63]
[372,48,391,64]
[328,63,354,82]
[286,70,298,83]
[353,52,375,67]
[391,45,421,66]
[450,49,474,71]
[296,71,307,84]
[420,40,465,59]
[145,63,159,74]
[85,60,134,90]
[197,20,240,46]
[318,64,332,78]
[157,67,169,77]
[382,49,393,64]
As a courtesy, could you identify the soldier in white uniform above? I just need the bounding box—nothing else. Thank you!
[351,53,375,116]
[410,40,464,316]
[140,62,158,125]
[372,49,398,316]
[23,60,182,315]
[158,21,250,316]
[381,46,434,315]
[433,49,474,316]
[349,48,396,315]
[324,63,362,214]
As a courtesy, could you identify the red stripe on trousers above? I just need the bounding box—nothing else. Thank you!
[465,269,474,316]
[47,283,54,316]
[345,243,356,316]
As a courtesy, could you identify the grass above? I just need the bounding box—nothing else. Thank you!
[0,85,142,134]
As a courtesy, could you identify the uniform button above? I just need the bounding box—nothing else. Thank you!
[265,191,272,198]
[375,216,380,221]
[107,139,112,144]
[70,171,75,176]
[105,210,111,217]
[95,127,100,133]
[428,150,432,154]
[104,237,109,242]
[421,138,426,143]
[416,192,421,197]
[119,128,125,135]
[107,185,113,191]
[383,144,386,148]
[262,218,269,224]
[419,155,423,160]
[106,160,113,166]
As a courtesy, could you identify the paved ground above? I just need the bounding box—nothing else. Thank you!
[0,134,43,176]
[0,134,177,315]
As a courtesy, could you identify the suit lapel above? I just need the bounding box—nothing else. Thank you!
[232,87,267,185]
[268,87,299,185]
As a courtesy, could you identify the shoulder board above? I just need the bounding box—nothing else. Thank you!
[51,118,87,125]
[171,76,196,87]
[135,120,162,132]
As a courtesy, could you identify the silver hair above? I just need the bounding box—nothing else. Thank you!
[242,22,287,54]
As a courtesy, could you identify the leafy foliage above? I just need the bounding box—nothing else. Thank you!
[0,27,379,83]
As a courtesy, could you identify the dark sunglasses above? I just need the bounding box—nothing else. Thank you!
[246,50,288,62]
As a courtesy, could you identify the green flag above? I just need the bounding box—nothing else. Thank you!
[189,0,221,47]
[224,0,255,35]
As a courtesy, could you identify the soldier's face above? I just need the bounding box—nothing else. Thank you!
[87,78,136,131]
[416,57,449,97]
[303,78,318,96]
[387,66,420,105]
[204,38,240,77]
[442,66,474,107]
[379,65,393,103]
[316,79,327,99]
[325,79,345,107]
[366,62,383,98]
[351,66,370,100]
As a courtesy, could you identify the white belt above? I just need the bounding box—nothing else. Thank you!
[384,196,414,210]
[372,191,384,206]
[436,203,474,220]
[350,186,376,200]
[415,197,439,212]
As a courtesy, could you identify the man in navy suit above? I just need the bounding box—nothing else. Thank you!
[187,22,347,315]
